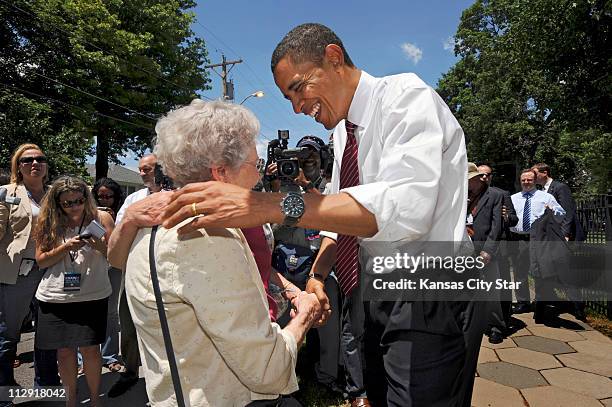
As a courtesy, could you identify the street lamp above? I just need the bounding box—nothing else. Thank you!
[239,90,264,105]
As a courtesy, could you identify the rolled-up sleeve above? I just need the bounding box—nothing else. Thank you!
[343,87,447,242]
[173,232,298,395]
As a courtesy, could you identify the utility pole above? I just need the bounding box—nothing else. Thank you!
[204,54,243,101]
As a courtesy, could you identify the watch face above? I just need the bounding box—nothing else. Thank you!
[283,194,305,217]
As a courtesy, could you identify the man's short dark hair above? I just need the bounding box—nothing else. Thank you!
[520,168,536,179]
[532,162,551,177]
[271,23,354,73]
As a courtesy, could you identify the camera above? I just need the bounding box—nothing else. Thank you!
[266,130,311,184]
[154,164,174,190]
[0,187,21,206]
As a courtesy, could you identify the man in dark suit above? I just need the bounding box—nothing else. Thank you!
[478,165,519,328]
[468,164,505,343]
[532,163,583,241]
[532,163,586,320]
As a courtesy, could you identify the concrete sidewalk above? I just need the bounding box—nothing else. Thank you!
[9,312,612,406]
[472,312,612,407]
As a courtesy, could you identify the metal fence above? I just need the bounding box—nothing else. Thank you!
[576,193,612,318]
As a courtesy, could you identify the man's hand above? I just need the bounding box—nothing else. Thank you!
[305,277,332,326]
[502,205,509,223]
[294,169,310,188]
[290,291,322,327]
[161,182,278,234]
[479,250,492,265]
[124,191,173,228]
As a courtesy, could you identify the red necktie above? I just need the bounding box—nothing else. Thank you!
[335,120,360,296]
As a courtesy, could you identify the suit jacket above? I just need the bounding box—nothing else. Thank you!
[0,183,35,284]
[529,208,570,279]
[471,186,504,256]
[548,179,584,240]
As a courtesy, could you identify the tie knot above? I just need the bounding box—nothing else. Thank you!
[523,191,533,198]
[345,120,357,135]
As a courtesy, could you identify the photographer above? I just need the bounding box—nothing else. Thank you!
[269,136,343,393]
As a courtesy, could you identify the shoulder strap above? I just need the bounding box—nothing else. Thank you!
[149,225,186,407]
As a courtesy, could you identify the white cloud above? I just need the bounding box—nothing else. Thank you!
[443,36,455,52]
[256,137,268,159]
[400,42,423,65]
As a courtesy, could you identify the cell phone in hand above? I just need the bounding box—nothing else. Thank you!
[80,220,106,240]
[78,232,93,240]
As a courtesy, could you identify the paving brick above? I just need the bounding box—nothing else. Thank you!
[528,326,586,342]
[510,327,532,337]
[568,340,612,360]
[496,348,562,370]
[471,377,526,407]
[557,313,594,331]
[513,312,538,327]
[601,398,612,406]
[477,347,499,364]
[480,335,517,350]
[477,361,548,389]
[578,330,612,343]
[540,367,612,399]
[557,352,612,377]
[521,385,602,407]
[513,335,576,355]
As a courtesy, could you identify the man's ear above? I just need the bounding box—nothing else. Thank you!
[211,166,227,182]
[324,44,345,68]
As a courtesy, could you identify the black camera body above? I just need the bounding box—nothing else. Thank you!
[266,130,310,184]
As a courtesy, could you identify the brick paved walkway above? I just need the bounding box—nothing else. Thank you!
[473,312,612,407]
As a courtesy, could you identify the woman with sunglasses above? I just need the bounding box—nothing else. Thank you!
[0,143,60,398]
[33,176,114,407]
[90,178,124,373]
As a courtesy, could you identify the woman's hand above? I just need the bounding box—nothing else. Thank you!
[83,236,107,255]
[63,236,86,252]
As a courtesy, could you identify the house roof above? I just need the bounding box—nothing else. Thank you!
[86,164,144,186]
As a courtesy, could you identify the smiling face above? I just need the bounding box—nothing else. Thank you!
[520,171,537,192]
[18,149,47,184]
[273,46,355,130]
[299,147,322,181]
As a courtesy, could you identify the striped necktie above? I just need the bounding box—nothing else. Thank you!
[335,120,360,296]
[522,191,532,231]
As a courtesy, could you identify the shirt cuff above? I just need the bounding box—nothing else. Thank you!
[320,230,338,241]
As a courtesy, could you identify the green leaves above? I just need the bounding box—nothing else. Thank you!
[437,0,611,194]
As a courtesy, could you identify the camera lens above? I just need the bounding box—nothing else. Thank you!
[280,162,295,176]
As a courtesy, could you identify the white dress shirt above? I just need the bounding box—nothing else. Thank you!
[321,71,468,244]
[510,189,565,233]
[543,178,553,193]
[115,187,151,225]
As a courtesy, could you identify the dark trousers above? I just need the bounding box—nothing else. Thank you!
[341,285,367,398]
[0,271,59,387]
[510,234,531,303]
[496,248,513,325]
[364,300,481,407]
[119,290,140,377]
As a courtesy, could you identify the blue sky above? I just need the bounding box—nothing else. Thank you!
[115,0,474,169]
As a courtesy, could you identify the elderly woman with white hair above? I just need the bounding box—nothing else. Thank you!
[108,100,320,406]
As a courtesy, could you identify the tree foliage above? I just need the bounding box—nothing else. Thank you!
[437,0,611,196]
[0,0,210,179]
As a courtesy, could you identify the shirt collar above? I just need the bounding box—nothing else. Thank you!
[523,190,535,198]
[346,71,377,129]
[544,178,553,191]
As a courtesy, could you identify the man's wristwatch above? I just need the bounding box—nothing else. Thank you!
[280,191,305,226]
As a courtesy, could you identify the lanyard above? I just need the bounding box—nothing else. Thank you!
[63,215,86,263]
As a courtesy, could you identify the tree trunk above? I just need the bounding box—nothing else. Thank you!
[95,131,109,180]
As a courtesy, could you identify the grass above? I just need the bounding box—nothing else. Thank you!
[586,310,612,338]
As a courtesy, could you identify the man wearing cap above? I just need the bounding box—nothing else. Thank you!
[466,163,505,345]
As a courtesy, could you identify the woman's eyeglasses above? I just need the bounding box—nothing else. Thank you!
[97,194,115,200]
[61,197,86,208]
[19,156,47,165]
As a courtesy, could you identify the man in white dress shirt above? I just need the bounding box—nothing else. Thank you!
[159,23,476,406]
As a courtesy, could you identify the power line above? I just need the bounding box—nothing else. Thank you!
[0,82,154,131]
[0,0,212,100]
[31,71,158,121]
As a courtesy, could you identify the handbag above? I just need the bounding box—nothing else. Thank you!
[148,225,186,407]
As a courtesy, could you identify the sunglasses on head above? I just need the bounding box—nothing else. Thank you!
[19,156,47,164]
[60,197,86,209]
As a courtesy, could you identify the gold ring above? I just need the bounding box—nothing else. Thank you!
[191,202,198,217]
